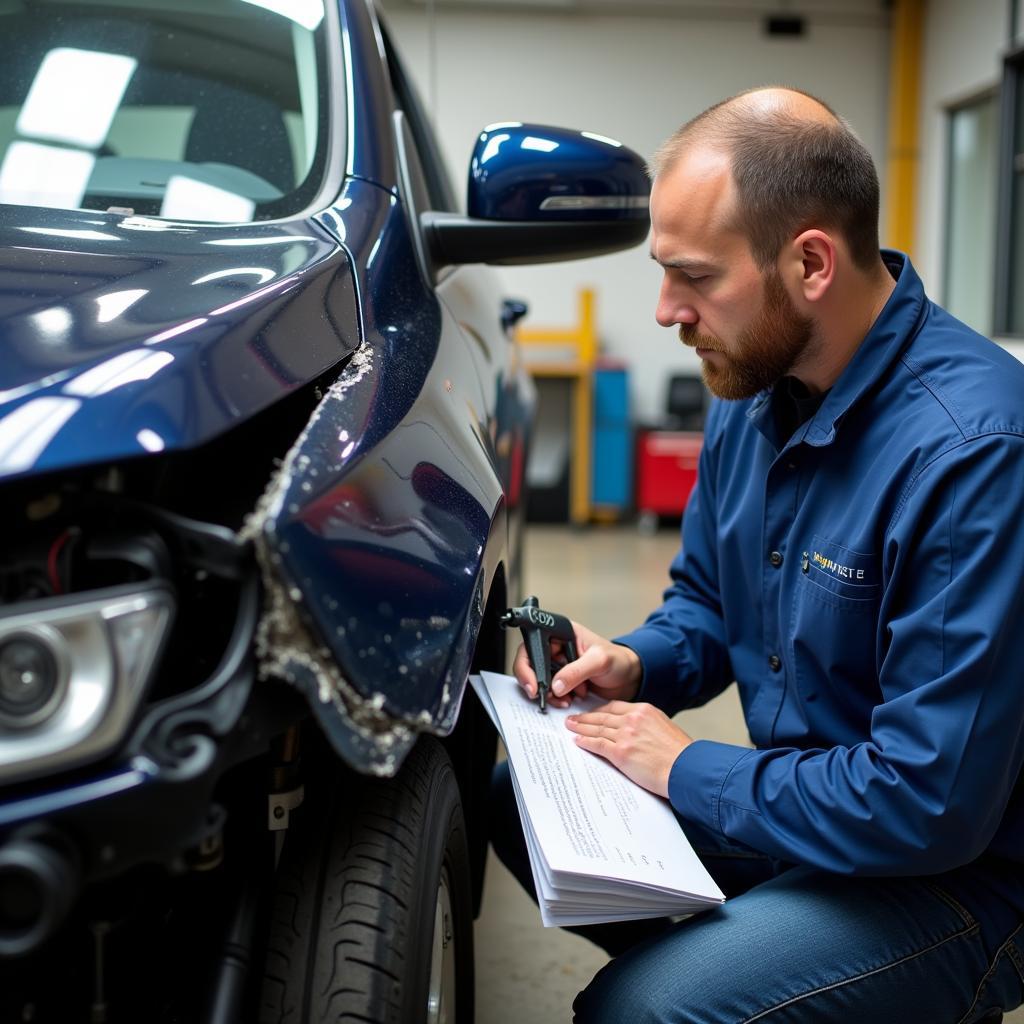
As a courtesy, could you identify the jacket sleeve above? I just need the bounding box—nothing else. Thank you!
[668,434,1024,875]
[614,401,735,716]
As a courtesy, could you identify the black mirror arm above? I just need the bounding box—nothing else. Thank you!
[420,212,649,269]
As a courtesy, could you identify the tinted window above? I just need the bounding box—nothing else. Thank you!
[0,0,329,223]
[380,25,457,213]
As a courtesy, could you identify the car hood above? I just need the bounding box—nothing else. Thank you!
[0,203,359,481]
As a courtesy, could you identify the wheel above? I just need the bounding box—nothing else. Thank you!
[259,737,474,1023]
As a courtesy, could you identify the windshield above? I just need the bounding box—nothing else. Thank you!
[0,0,329,223]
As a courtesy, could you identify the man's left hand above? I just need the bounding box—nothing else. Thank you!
[566,701,693,798]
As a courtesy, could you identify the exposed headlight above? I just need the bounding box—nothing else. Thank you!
[0,585,174,785]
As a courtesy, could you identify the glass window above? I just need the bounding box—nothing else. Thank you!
[380,22,457,214]
[944,94,998,334]
[0,0,328,223]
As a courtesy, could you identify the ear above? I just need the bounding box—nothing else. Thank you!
[782,230,836,304]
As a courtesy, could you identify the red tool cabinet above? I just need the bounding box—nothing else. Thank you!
[635,430,703,529]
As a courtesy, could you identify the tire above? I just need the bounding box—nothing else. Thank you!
[259,737,474,1023]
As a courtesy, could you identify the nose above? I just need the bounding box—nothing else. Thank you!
[655,278,699,329]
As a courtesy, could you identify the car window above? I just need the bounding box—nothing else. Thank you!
[380,24,457,214]
[0,0,329,223]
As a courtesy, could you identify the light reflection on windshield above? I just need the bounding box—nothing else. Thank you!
[0,0,326,223]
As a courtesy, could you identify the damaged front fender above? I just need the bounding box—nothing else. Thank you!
[241,180,511,777]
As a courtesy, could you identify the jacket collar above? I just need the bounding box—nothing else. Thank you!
[747,250,927,452]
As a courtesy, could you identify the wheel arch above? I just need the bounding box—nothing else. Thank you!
[443,560,508,918]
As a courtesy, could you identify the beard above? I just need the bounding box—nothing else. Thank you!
[680,270,816,400]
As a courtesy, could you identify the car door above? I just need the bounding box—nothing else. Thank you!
[381,25,534,594]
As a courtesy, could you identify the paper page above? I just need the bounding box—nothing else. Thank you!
[508,757,689,908]
[510,760,685,926]
[476,671,724,903]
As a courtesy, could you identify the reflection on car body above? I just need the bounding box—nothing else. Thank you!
[0,0,650,1019]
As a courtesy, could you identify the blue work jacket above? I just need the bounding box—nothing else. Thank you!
[617,252,1024,876]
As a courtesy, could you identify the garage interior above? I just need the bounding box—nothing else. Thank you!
[0,0,1021,1018]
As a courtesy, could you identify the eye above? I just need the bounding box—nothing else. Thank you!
[685,273,708,284]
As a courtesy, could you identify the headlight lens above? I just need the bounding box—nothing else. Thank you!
[0,585,174,784]
[0,628,67,728]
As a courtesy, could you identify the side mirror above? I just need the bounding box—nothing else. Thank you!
[421,124,650,269]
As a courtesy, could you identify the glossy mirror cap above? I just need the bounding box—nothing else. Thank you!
[468,123,650,222]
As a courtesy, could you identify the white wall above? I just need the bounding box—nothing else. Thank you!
[382,3,892,420]
[915,0,1008,299]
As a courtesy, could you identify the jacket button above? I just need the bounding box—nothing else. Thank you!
[768,655,782,672]
[769,551,783,567]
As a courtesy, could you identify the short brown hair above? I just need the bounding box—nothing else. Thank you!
[652,90,881,272]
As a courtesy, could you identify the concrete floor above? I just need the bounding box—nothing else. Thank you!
[473,524,1024,1024]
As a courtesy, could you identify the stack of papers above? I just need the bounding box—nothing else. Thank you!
[471,671,725,927]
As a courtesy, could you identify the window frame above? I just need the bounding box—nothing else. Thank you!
[942,87,998,334]
[994,46,1024,336]
[378,20,457,216]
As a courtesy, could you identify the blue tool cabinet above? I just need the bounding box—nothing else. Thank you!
[591,364,632,514]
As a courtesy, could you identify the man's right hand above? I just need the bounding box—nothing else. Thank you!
[512,620,643,709]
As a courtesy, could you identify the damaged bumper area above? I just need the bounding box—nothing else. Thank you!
[248,536,419,778]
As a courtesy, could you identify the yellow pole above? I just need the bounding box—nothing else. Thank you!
[570,289,596,526]
[885,0,925,256]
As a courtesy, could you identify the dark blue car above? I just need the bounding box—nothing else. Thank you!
[0,0,649,1019]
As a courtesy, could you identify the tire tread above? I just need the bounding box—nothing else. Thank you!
[259,738,471,1024]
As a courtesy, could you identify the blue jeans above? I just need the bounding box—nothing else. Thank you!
[489,760,1024,1023]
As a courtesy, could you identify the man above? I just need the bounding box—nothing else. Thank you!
[491,87,1024,1023]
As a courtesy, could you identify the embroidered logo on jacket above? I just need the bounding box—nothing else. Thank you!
[810,550,866,581]
[800,536,878,593]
